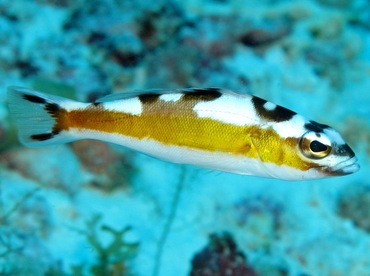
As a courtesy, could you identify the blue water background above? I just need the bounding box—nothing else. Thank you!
[0,1,369,275]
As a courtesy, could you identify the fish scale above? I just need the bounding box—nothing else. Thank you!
[7,86,359,180]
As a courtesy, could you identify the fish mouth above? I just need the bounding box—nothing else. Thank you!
[322,156,360,176]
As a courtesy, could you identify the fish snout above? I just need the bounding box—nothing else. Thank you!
[325,156,360,176]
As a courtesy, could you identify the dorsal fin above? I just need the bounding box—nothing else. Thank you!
[95,87,225,103]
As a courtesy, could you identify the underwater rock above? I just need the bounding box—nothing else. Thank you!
[71,140,135,193]
[234,196,283,229]
[109,49,143,68]
[239,21,291,48]
[190,232,258,276]
[340,117,370,157]
[338,184,370,233]
[35,0,73,7]
[136,1,187,50]
[1,0,369,274]
[231,195,284,252]
[0,185,54,275]
[13,59,40,78]
[1,146,85,196]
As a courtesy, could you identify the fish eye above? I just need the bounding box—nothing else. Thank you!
[299,131,332,159]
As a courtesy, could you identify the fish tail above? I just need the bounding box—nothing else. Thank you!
[7,86,82,147]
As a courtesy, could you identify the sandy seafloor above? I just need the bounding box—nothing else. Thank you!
[0,0,370,275]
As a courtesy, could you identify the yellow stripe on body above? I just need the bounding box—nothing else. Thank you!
[56,96,316,172]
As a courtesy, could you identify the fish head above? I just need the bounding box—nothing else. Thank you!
[298,122,360,178]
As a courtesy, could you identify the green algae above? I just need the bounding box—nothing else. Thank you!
[71,214,139,276]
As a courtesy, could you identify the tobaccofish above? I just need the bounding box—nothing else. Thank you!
[7,87,359,180]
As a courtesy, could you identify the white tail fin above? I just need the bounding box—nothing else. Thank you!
[7,86,83,147]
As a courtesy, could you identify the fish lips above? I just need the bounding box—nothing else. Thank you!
[321,156,360,176]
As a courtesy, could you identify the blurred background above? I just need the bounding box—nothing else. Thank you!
[0,0,369,275]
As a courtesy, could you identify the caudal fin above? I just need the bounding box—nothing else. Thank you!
[7,86,81,147]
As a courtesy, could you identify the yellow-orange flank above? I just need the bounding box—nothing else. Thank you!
[55,96,316,171]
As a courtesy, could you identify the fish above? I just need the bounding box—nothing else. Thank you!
[7,86,359,180]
